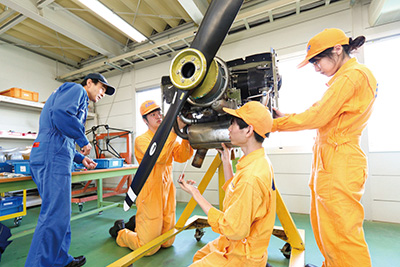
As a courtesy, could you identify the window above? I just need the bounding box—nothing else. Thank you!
[364,35,400,152]
[265,54,327,152]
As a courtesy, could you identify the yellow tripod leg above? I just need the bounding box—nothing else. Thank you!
[218,163,225,210]
[273,188,305,267]
[108,155,223,266]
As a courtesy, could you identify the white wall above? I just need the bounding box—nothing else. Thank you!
[0,44,68,150]
[0,45,68,101]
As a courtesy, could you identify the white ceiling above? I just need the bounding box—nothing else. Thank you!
[1,0,385,82]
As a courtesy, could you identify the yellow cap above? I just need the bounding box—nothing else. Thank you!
[140,100,160,116]
[298,28,349,68]
[223,101,273,138]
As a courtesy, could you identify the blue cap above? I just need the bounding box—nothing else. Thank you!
[84,73,115,96]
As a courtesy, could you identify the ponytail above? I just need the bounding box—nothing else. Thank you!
[343,36,366,55]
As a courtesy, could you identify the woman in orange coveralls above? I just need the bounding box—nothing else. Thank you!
[115,100,193,255]
[273,28,378,267]
[179,101,276,267]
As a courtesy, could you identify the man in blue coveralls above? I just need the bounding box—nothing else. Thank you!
[25,73,116,267]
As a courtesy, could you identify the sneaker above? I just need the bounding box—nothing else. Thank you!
[125,215,136,231]
[109,220,125,238]
[305,264,318,267]
[64,255,86,267]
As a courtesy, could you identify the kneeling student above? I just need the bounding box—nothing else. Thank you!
[109,100,193,255]
[178,101,276,266]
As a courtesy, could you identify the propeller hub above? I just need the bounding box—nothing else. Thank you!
[170,48,207,90]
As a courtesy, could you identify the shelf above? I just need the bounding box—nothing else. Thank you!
[0,136,37,140]
[0,95,44,111]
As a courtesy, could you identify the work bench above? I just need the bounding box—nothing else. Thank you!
[0,165,138,240]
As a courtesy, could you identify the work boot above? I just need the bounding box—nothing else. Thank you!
[305,264,318,267]
[64,255,86,267]
[125,215,136,231]
[109,220,125,238]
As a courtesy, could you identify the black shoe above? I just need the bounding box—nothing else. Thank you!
[125,215,136,231]
[266,263,273,267]
[64,255,86,267]
[109,219,125,238]
[305,264,318,267]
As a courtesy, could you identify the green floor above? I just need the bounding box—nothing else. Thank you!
[1,196,400,267]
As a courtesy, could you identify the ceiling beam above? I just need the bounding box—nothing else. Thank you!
[0,8,16,23]
[0,34,79,67]
[58,27,197,80]
[0,13,26,34]
[0,0,124,56]
[177,0,208,25]
[37,0,56,9]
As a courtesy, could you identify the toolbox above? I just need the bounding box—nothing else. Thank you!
[0,162,13,172]
[94,158,124,169]
[0,87,39,102]
[11,160,31,175]
[0,196,23,216]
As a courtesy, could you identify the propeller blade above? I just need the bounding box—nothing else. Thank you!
[124,89,190,211]
[191,0,244,65]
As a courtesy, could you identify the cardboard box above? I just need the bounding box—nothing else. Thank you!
[0,87,39,102]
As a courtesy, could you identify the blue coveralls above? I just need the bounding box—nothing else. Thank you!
[25,82,89,267]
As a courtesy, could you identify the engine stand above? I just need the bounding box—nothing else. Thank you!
[108,154,305,267]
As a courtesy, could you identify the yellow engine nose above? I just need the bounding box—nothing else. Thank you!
[169,48,207,90]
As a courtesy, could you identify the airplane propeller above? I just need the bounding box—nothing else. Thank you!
[124,0,244,211]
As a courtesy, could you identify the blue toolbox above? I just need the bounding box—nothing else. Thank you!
[94,158,124,169]
[0,196,23,216]
[12,160,31,175]
[0,162,13,172]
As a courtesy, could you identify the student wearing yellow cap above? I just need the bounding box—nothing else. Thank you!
[273,28,377,267]
[110,100,194,255]
[179,101,276,266]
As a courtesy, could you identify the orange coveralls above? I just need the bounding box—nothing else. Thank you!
[272,58,377,267]
[116,130,193,255]
[191,148,276,266]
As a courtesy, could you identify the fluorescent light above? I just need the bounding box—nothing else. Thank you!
[78,0,148,43]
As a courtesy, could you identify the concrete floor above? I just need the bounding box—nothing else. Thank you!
[1,195,399,267]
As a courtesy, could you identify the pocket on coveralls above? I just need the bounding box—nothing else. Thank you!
[345,155,367,192]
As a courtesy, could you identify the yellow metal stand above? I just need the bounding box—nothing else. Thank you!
[109,155,305,267]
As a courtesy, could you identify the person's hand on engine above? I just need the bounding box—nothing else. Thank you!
[272,107,284,118]
[216,143,232,164]
[177,116,187,130]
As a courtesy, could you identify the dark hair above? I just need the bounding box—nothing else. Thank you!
[230,117,266,143]
[81,78,100,87]
[309,36,366,63]
[142,108,162,121]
